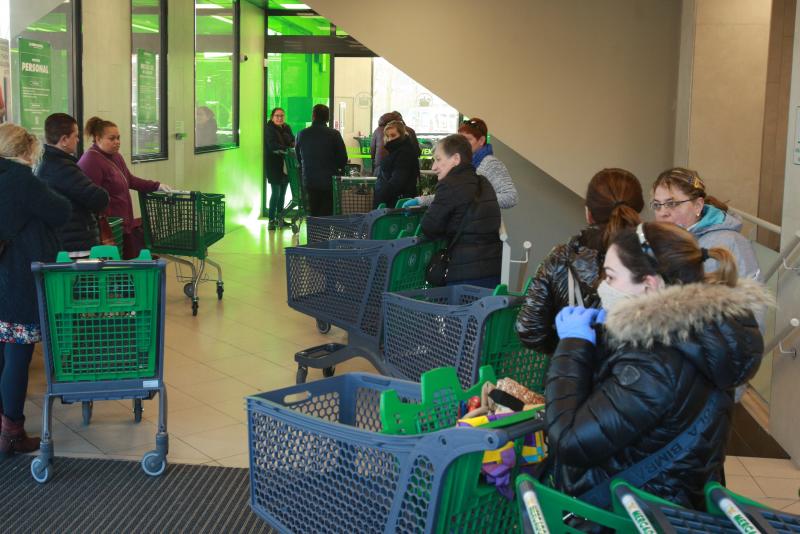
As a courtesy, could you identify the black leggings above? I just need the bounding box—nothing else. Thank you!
[0,343,35,421]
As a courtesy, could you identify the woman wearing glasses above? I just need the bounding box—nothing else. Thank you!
[651,167,759,280]
[546,222,768,510]
[265,107,295,230]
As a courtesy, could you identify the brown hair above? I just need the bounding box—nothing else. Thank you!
[652,167,728,212]
[0,122,42,166]
[84,116,117,141]
[269,107,284,121]
[45,113,78,145]
[436,134,472,165]
[383,120,407,138]
[458,118,488,140]
[585,168,644,249]
[611,222,738,287]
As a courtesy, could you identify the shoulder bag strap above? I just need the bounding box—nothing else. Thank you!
[567,265,584,307]
[446,178,482,250]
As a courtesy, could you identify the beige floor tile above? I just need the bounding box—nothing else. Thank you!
[740,457,800,479]
[756,497,799,510]
[163,362,228,389]
[783,501,800,514]
[213,398,249,423]
[217,452,250,468]
[725,474,767,500]
[110,436,211,464]
[754,476,800,500]
[51,399,136,431]
[76,419,160,454]
[183,377,260,405]
[181,423,249,459]
[204,354,280,376]
[724,455,749,476]
[159,405,240,438]
[141,385,203,413]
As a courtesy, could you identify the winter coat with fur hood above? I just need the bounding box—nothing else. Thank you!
[546,279,770,509]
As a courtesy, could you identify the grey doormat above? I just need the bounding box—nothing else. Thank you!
[0,455,276,533]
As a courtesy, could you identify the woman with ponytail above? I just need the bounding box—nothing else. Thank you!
[516,168,644,353]
[546,222,769,511]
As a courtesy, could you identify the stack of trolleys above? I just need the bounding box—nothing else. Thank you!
[285,233,443,383]
[30,246,169,483]
[139,189,225,316]
[331,175,377,215]
[277,148,306,235]
[381,281,549,392]
[247,366,545,533]
[305,205,426,244]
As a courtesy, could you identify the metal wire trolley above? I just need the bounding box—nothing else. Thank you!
[30,247,169,483]
[139,190,225,316]
[332,175,376,214]
[285,235,442,383]
[305,205,426,243]
[247,366,545,533]
[277,148,306,235]
[382,283,549,392]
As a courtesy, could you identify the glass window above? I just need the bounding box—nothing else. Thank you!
[268,15,330,36]
[0,0,80,136]
[131,0,167,161]
[195,0,239,152]
[267,52,330,135]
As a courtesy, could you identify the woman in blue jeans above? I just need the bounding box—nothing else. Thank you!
[265,107,295,230]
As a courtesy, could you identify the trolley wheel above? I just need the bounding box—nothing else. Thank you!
[133,399,143,423]
[31,457,51,484]
[216,282,224,300]
[141,451,167,477]
[316,320,331,334]
[296,365,308,384]
[183,283,194,298]
[82,401,93,426]
[323,366,335,378]
[192,300,199,316]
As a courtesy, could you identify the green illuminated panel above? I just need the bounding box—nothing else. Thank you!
[268,15,330,36]
[267,53,330,134]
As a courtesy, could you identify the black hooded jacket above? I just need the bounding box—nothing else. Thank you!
[420,162,501,282]
[374,135,419,208]
[546,279,769,509]
[38,145,109,252]
[516,226,604,353]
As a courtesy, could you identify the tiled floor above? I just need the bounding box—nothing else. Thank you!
[18,222,800,509]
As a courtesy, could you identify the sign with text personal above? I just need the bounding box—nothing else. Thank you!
[18,38,52,136]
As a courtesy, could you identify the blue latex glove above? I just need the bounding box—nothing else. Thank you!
[595,309,607,325]
[402,198,420,208]
[555,306,601,345]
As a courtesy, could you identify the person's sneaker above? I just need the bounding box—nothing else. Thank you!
[268,220,277,230]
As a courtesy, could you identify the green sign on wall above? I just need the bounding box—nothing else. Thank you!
[137,49,157,124]
[18,38,52,136]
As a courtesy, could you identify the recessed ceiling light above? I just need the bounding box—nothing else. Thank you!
[281,3,311,9]
[195,3,224,9]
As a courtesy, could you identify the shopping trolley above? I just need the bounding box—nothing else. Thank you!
[285,235,443,383]
[30,246,169,483]
[305,205,426,243]
[276,148,307,235]
[705,482,800,533]
[107,216,124,256]
[247,366,545,533]
[332,175,377,214]
[382,283,549,392]
[139,190,225,316]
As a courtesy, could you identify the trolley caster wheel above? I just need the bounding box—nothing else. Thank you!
[141,451,167,477]
[183,283,194,299]
[192,301,199,316]
[296,366,308,384]
[316,320,331,334]
[216,283,224,300]
[82,401,93,426]
[31,457,52,483]
[133,399,143,423]
[323,366,335,378]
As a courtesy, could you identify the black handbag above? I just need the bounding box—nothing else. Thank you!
[425,192,479,286]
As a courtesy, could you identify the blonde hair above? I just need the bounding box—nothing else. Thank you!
[383,120,407,138]
[0,123,42,167]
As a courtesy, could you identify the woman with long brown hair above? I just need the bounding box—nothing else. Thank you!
[516,168,643,353]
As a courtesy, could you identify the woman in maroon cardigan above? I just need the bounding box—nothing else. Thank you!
[78,116,171,259]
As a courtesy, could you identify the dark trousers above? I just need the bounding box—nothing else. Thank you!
[0,342,35,421]
[268,182,288,221]
[307,187,333,216]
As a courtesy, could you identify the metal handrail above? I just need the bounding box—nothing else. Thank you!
[729,207,782,235]
[499,219,532,292]
[764,318,800,359]
[762,230,800,283]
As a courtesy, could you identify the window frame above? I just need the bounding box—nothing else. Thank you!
[194,0,240,154]
[130,0,168,163]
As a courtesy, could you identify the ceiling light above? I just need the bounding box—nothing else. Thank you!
[281,3,310,8]
[195,3,224,9]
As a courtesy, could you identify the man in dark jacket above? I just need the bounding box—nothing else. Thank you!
[38,113,109,254]
[295,104,348,216]
[421,134,501,287]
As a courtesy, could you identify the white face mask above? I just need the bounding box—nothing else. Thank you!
[597,280,635,311]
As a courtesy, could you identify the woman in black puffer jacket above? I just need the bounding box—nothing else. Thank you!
[421,134,501,288]
[516,168,643,353]
[373,120,419,209]
[38,113,109,254]
[547,222,769,510]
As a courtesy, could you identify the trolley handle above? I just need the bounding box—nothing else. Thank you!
[493,413,546,443]
[31,259,166,272]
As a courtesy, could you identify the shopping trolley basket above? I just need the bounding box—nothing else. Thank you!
[305,205,426,243]
[139,190,225,316]
[332,176,376,214]
[285,236,443,383]
[705,482,800,533]
[382,283,549,392]
[30,246,169,483]
[247,366,545,533]
[277,148,307,235]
